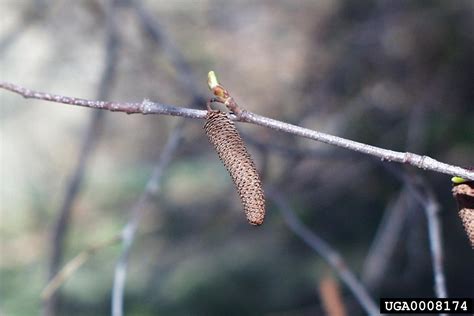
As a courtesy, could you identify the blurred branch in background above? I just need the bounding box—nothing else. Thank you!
[405,175,447,299]
[361,188,412,290]
[268,189,379,316]
[318,274,347,316]
[112,121,183,316]
[42,0,121,315]
[1,81,472,181]
[2,1,473,315]
[40,228,158,303]
[110,2,209,314]
[41,234,122,301]
[383,165,447,299]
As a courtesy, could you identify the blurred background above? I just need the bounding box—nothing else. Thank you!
[1,0,473,315]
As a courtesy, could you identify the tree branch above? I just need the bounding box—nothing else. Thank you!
[1,81,472,181]
[361,188,411,290]
[381,166,448,310]
[41,234,122,301]
[41,0,121,315]
[404,176,448,300]
[111,121,184,316]
[268,189,380,316]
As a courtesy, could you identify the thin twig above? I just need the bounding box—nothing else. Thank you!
[42,234,122,301]
[41,228,158,301]
[239,111,473,180]
[43,112,104,316]
[242,131,352,160]
[423,192,447,300]
[268,189,380,316]
[111,121,184,316]
[384,167,448,302]
[42,1,120,315]
[407,179,447,300]
[361,188,411,290]
[1,82,472,181]
[110,5,201,314]
[409,180,447,316]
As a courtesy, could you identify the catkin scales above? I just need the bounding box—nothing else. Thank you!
[204,110,265,225]
[452,181,474,248]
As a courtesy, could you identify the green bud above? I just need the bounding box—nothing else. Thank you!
[452,176,467,184]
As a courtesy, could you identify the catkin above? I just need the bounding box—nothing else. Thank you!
[204,110,265,225]
[452,182,474,248]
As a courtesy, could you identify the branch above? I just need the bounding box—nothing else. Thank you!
[0,81,203,117]
[1,81,473,181]
[268,189,380,316]
[111,122,184,316]
[361,188,410,289]
[404,176,448,300]
[382,166,448,308]
[41,227,158,301]
[42,0,121,315]
[44,111,104,316]
[41,234,122,301]
[422,190,447,301]
[109,6,196,313]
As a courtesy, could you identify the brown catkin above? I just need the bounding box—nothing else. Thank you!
[204,110,265,225]
[459,208,474,248]
[452,182,474,248]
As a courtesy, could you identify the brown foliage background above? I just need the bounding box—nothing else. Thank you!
[1,1,473,315]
